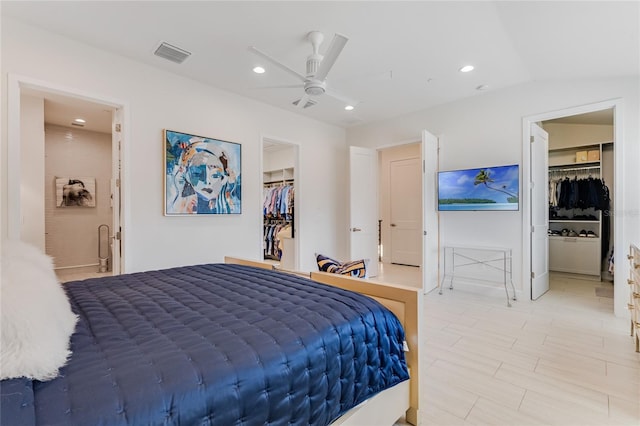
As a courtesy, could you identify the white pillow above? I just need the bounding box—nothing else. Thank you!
[1,240,78,381]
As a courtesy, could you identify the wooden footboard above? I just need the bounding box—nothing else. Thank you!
[224,257,421,425]
[224,256,276,270]
[311,272,421,425]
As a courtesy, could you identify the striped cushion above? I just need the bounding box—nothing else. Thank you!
[316,254,341,273]
[316,254,368,278]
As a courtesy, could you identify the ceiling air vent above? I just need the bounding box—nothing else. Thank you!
[154,42,191,64]
[292,98,318,109]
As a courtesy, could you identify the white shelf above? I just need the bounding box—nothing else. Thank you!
[549,220,599,224]
[263,167,294,184]
[549,235,600,240]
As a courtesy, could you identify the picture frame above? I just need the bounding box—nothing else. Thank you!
[164,129,242,215]
[56,177,96,208]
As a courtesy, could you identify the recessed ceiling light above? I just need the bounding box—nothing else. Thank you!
[459,65,474,73]
[73,118,86,123]
[253,66,265,74]
[344,105,354,111]
[476,84,489,91]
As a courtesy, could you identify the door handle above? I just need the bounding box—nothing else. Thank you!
[351,228,362,232]
[390,223,397,227]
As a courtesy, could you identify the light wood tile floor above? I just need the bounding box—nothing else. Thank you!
[56,266,112,283]
[392,270,639,426]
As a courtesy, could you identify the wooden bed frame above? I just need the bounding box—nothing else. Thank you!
[224,257,422,426]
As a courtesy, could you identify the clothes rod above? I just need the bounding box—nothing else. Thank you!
[549,165,600,172]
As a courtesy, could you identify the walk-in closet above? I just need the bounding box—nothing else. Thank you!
[262,140,297,269]
[543,109,614,284]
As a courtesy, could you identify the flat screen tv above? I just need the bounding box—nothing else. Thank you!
[438,164,519,211]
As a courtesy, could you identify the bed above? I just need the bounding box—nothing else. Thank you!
[1,257,420,426]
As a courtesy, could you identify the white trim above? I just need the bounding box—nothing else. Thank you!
[7,74,22,240]
[522,98,626,317]
[6,73,130,272]
[374,137,421,152]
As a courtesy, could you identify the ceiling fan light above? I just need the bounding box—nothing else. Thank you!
[74,118,86,123]
[253,66,265,74]
[344,105,354,111]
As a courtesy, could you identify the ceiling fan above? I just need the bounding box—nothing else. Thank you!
[249,31,359,109]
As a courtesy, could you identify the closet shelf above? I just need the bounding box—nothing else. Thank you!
[549,235,600,240]
[549,219,599,224]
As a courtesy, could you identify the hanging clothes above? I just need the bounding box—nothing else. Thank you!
[548,175,608,211]
[263,184,294,219]
[263,183,295,260]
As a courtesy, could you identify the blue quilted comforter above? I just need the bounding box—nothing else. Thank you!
[1,264,409,425]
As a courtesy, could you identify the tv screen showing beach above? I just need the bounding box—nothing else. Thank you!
[438,164,519,211]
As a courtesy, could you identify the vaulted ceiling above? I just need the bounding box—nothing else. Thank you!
[3,1,638,130]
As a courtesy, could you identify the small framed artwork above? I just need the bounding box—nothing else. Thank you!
[164,129,242,215]
[56,177,96,207]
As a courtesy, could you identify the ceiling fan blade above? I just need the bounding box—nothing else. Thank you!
[314,33,348,81]
[248,46,306,82]
[295,93,311,109]
[324,87,359,107]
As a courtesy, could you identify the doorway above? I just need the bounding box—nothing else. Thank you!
[377,142,422,288]
[379,143,422,267]
[349,130,439,293]
[523,99,625,317]
[261,137,299,270]
[7,75,125,276]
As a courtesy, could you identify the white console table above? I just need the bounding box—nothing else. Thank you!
[439,246,517,307]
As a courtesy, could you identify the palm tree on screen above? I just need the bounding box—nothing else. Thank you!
[473,169,518,201]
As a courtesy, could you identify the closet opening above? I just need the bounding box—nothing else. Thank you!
[541,108,615,308]
[262,137,299,270]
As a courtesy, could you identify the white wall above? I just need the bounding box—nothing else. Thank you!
[347,77,640,316]
[1,17,348,273]
[44,124,112,269]
[20,94,45,250]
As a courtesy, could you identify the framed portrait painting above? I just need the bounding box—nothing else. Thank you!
[164,129,241,215]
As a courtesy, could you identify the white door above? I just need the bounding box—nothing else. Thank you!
[531,122,549,299]
[111,108,122,274]
[422,130,439,293]
[390,158,422,266]
[349,146,378,277]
